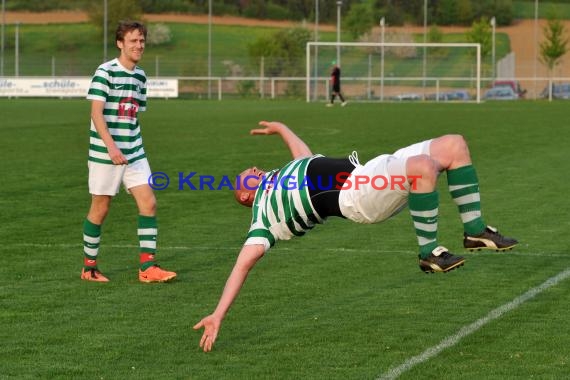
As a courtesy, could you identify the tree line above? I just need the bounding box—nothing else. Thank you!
[0,0,535,26]
[5,0,567,81]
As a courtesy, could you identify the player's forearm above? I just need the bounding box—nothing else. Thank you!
[276,124,312,159]
[212,246,264,320]
[91,112,118,151]
[212,264,251,320]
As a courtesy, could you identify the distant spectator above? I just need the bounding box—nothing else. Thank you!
[327,61,347,107]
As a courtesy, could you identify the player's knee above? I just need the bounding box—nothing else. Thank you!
[137,194,157,215]
[89,196,112,223]
[407,155,439,184]
[441,134,470,159]
[143,199,157,215]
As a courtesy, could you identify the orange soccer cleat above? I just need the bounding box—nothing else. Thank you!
[81,268,110,282]
[138,265,177,283]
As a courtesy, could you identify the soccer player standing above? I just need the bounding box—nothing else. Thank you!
[81,21,176,283]
[327,61,347,107]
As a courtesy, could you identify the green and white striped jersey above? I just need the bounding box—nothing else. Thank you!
[244,155,324,252]
[86,58,147,164]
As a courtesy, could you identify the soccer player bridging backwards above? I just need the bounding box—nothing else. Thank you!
[193,120,517,352]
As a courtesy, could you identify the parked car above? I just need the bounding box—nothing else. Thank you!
[425,90,471,101]
[446,90,471,101]
[492,80,527,98]
[483,86,519,100]
[540,83,570,99]
[392,93,421,101]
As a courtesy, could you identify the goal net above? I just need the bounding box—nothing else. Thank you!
[306,41,481,103]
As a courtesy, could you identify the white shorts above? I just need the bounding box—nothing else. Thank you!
[88,158,152,196]
[338,139,432,224]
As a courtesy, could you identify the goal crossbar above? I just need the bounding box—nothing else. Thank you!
[306,41,481,103]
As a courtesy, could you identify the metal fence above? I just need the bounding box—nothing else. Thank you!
[1,50,569,101]
[175,75,570,101]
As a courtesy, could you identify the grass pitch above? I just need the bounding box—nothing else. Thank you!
[1,99,569,379]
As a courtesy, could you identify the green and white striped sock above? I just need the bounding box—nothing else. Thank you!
[83,219,101,269]
[409,191,439,259]
[447,165,486,236]
[138,215,157,271]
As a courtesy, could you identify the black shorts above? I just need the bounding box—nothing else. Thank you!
[307,157,355,218]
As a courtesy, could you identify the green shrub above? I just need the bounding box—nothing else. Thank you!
[237,80,256,97]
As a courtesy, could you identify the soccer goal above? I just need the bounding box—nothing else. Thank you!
[306,41,482,103]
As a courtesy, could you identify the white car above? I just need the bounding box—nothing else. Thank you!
[483,86,519,100]
[393,93,421,101]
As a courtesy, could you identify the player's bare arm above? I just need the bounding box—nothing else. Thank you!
[194,244,265,352]
[250,121,312,159]
[90,100,128,165]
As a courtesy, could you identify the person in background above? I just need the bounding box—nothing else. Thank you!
[327,61,347,107]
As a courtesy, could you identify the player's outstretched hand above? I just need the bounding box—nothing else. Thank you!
[193,315,221,352]
[250,120,288,136]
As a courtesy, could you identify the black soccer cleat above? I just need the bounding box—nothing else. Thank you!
[463,225,518,252]
[419,246,466,274]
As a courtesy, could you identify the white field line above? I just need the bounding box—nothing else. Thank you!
[6,242,568,258]
[377,267,570,380]
[5,242,414,254]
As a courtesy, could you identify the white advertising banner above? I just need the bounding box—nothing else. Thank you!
[0,77,178,98]
[0,77,91,97]
[146,78,179,98]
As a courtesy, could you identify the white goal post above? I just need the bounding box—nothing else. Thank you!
[306,42,481,103]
